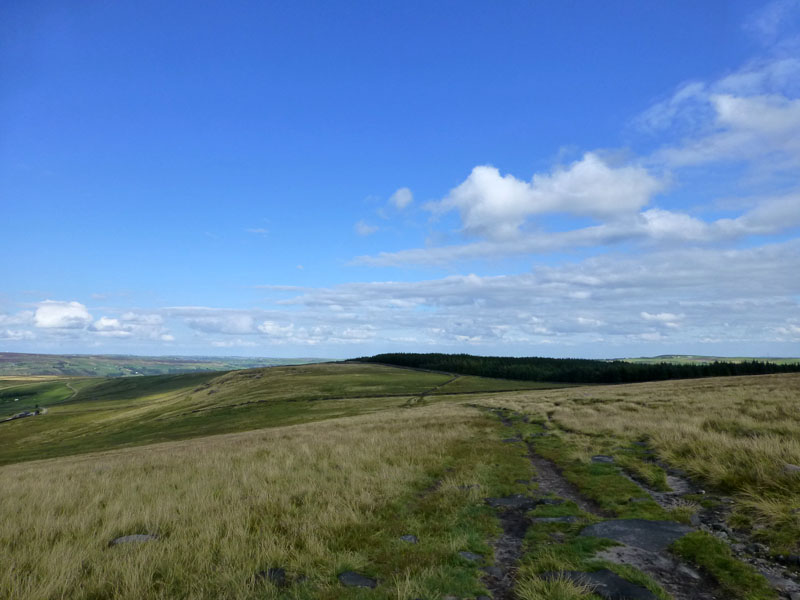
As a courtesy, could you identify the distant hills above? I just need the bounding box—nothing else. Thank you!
[0,352,329,377]
[619,354,800,365]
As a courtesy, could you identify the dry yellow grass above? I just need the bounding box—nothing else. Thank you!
[0,403,494,600]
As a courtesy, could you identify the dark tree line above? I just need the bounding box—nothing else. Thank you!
[354,353,800,384]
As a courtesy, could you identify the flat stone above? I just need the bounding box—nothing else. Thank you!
[532,516,579,524]
[482,565,503,578]
[542,569,658,600]
[338,571,377,588]
[783,463,800,475]
[537,498,564,505]
[484,494,537,510]
[255,567,287,587]
[592,455,615,463]
[458,551,484,562]
[580,519,692,552]
[109,534,158,546]
[400,534,418,544]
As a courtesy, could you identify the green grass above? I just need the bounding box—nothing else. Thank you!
[431,375,575,394]
[672,531,778,600]
[0,363,575,466]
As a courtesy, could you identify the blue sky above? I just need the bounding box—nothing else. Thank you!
[2,0,800,358]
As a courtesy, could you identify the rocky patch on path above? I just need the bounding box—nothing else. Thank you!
[542,569,658,600]
[338,571,377,588]
[580,519,693,552]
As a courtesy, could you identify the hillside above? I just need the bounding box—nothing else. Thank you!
[0,362,562,465]
[0,352,328,377]
[2,366,798,600]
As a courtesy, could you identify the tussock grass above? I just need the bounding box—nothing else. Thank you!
[672,532,778,600]
[0,403,516,599]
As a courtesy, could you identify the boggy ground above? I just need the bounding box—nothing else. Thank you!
[1,372,798,599]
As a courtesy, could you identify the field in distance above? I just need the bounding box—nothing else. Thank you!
[0,352,329,377]
[2,367,798,600]
[619,354,800,365]
[0,362,564,465]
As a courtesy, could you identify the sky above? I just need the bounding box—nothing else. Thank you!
[2,0,800,359]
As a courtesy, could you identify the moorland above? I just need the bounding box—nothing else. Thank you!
[1,357,799,600]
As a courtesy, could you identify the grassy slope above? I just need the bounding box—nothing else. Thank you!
[0,363,570,466]
[0,403,532,600]
[2,368,798,599]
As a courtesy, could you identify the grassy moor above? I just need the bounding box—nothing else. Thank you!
[2,361,799,599]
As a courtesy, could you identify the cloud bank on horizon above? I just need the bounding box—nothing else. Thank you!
[2,1,799,358]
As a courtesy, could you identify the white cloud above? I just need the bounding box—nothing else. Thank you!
[354,220,379,236]
[0,310,33,327]
[161,334,175,342]
[211,338,257,348]
[90,317,133,337]
[389,187,413,209]
[184,313,256,335]
[0,329,34,341]
[34,301,92,329]
[430,153,663,240]
[641,312,683,322]
[661,94,800,166]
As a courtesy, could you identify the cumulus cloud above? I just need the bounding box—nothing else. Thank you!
[90,317,133,337]
[34,301,92,329]
[354,220,379,236]
[390,187,413,209]
[430,153,663,240]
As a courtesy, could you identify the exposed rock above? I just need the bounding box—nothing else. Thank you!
[532,516,579,524]
[783,463,800,476]
[400,534,418,544]
[592,455,615,464]
[109,533,158,546]
[482,565,503,578]
[542,569,658,600]
[502,437,521,443]
[458,550,484,562]
[777,554,800,567]
[537,498,564,506]
[484,494,537,510]
[338,571,377,588]
[255,567,287,587]
[580,519,692,552]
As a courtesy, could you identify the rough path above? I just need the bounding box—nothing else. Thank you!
[624,460,800,599]
[481,406,732,600]
[481,499,530,599]
[526,449,606,516]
